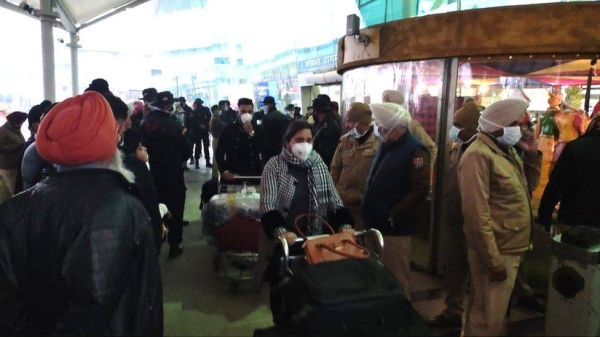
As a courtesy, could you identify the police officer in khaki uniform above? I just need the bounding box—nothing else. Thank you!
[362,103,431,300]
[458,99,541,336]
[382,90,438,165]
[330,103,380,230]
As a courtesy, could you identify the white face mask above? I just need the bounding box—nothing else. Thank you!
[223,106,229,112]
[449,125,463,142]
[498,126,522,146]
[480,116,523,146]
[240,113,253,124]
[291,142,313,161]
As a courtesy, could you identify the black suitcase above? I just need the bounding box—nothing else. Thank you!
[561,225,600,249]
[271,257,429,336]
[199,177,219,210]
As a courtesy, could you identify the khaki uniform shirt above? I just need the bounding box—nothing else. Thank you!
[458,132,541,268]
[330,131,381,207]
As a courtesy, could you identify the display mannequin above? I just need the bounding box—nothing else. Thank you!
[553,108,585,163]
[532,92,560,199]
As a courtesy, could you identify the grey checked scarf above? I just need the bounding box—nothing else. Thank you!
[260,148,344,235]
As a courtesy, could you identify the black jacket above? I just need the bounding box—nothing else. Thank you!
[313,114,342,169]
[216,120,264,176]
[538,129,600,228]
[123,154,163,251]
[261,109,290,164]
[186,106,211,138]
[220,109,238,126]
[140,110,193,177]
[0,169,163,335]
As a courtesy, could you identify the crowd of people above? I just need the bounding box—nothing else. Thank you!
[0,75,598,336]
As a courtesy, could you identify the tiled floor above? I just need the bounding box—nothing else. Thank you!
[160,162,547,336]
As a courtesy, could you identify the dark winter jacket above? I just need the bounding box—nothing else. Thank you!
[0,169,163,335]
[313,114,341,169]
[140,110,193,177]
[186,106,211,138]
[216,120,264,176]
[122,153,163,251]
[539,129,600,228]
[261,109,290,164]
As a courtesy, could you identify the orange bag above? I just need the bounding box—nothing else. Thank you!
[294,214,370,265]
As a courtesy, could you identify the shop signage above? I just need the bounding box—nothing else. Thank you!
[297,54,338,73]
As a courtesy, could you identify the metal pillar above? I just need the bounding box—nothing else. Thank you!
[40,0,56,101]
[69,32,80,96]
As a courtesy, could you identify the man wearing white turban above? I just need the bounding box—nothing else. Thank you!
[362,102,431,300]
[382,90,438,165]
[458,99,541,336]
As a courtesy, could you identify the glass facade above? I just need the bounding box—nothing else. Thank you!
[341,55,599,270]
[358,0,596,26]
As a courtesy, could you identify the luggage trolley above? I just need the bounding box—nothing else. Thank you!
[201,176,262,291]
[256,227,431,336]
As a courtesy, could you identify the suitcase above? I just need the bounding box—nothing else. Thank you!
[218,216,261,253]
[268,230,430,336]
[199,177,219,210]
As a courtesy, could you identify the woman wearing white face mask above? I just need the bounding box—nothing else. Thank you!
[254,121,355,291]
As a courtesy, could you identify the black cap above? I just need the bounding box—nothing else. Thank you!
[285,104,295,110]
[312,97,331,113]
[140,88,158,102]
[178,96,186,103]
[153,91,175,108]
[262,96,275,105]
[27,105,44,125]
[85,78,111,95]
[194,98,204,106]
[120,129,144,154]
[316,94,331,103]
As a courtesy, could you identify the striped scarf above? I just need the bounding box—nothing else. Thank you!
[280,148,321,234]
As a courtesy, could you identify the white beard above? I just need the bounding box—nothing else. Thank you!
[107,150,136,183]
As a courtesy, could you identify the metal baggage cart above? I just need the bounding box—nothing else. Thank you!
[201,176,262,292]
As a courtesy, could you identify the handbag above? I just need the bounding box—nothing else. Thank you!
[294,214,370,265]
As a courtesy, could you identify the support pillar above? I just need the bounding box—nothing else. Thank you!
[40,0,56,101]
[69,32,80,96]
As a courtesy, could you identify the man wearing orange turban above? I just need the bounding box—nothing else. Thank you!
[0,91,163,335]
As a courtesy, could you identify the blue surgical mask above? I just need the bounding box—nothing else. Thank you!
[351,127,368,139]
[449,125,463,142]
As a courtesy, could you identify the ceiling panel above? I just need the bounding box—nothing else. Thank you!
[5,0,143,26]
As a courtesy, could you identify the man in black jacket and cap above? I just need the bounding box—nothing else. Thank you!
[140,91,193,259]
[312,96,341,168]
[261,96,290,165]
[187,98,212,169]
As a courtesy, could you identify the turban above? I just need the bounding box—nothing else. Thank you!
[478,99,529,133]
[346,102,372,125]
[454,101,482,134]
[382,90,405,105]
[37,91,118,166]
[370,102,411,129]
[6,111,28,125]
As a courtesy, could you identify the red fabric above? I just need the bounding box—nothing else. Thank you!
[37,91,118,166]
[218,216,261,253]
